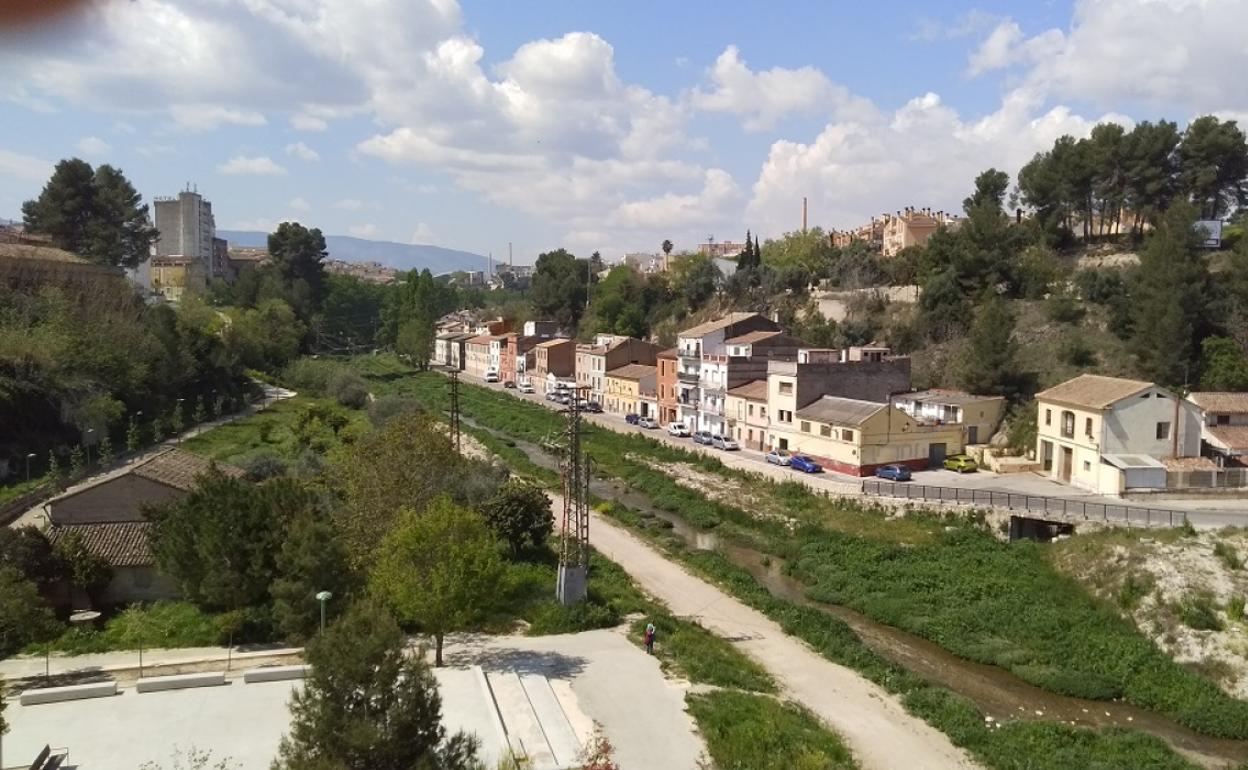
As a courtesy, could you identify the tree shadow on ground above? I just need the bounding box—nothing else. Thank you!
[436,633,590,678]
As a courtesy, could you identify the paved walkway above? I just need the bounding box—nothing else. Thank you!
[8,383,296,530]
[586,506,978,770]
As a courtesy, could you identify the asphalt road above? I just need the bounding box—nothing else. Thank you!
[459,372,1248,528]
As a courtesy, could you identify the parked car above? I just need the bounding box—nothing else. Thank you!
[712,434,740,450]
[874,464,912,481]
[518,382,535,394]
[638,416,660,429]
[789,455,823,473]
[667,422,691,437]
[625,413,641,425]
[944,454,978,473]
[693,430,714,445]
[484,371,499,383]
[765,449,792,466]
[502,380,516,389]
[583,401,603,413]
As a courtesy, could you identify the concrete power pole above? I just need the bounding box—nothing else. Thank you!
[556,387,590,604]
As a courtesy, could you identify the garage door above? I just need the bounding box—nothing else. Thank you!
[927,443,947,467]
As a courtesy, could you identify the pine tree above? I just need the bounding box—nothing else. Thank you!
[273,601,479,770]
[954,296,1019,397]
[46,451,62,485]
[68,445,85,478]
[192,396,206,426]
[99,435,115,466]
[271,510,355,643]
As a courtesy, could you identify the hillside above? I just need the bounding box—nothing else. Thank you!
[218,230,491,275]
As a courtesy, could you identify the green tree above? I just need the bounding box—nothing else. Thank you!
[270,509,355,643]
[69,444,84,477]
[170,405,185,437]
[331,412,469,565]
[1124,120,1182,234]
[531,249,589,331]
[372,500,504,666]
[98,435,115,465]
[267,222,329,314]
[22,158,156,267]
[1200,337,1248,391]
[0,526,66,594]
[661,239,673,258]
[1131,202,1216,387]
[954,296,1019,397]
[148,471,316,610]
[963,168,1010,212]
[52,529,112,604]
[0,566,59,658]
[274,600,479,770]
[126,415,142,453]
[481,480,553,555]
[1178,116,1248,220]
[46,450,62,485]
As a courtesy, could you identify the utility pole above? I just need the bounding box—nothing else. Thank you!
[557,387,590,605]
[449,370,462,456]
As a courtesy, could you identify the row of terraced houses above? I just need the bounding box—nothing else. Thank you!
[434,312,1004,476]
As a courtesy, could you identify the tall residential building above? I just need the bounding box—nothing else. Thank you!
[151,189,229,299]
[675,312,781,432]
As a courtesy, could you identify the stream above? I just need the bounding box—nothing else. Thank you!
[469,418,1248,767]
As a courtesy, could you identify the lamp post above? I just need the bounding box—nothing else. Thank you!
[84,428,95,467]
[175,398,185,444]
[25,452,35,482]
[315,590,332,634]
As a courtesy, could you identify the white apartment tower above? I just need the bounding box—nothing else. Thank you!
[153,189,228,279]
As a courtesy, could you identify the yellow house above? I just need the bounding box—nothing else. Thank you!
[725,380,769,450]
[1035,374,1200,494]
[150,256,206,302]
[603,364,657,418]
[778,396,964,476]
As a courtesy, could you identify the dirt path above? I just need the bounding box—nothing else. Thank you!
[586,508,979,770]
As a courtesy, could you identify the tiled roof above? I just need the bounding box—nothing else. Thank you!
[1208,426,1248,452]
[535,337,574,348]
[1035,374,1154,410]
[132,449,244,491]
[1189,392,1248,414]
[657,348,678,359]
[727,379,768,401]
[678,312,766,338]
[796,396,886,427]
[724,330,782,345]
[606,363,656,380]
[465,335,494,345]
[49,522,153,567]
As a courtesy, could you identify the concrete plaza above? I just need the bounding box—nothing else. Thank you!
[3,627,704,770]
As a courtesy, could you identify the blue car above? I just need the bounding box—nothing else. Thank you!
[790,455,822,473]
[874,464,912,481]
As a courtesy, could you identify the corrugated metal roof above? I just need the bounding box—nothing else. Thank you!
[796,396,886,426]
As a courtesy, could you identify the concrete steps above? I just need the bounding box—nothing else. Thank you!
[483,670,585,770]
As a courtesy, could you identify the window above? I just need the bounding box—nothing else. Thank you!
[748,404,754,416]
[842,429,854,442]
[1218,414,1231,426]
[1156,421,1171,440]
[800,421,811,433]
[1045,409,1052,426]
[820,425,832,437]
[1061,411,1075,438]
[1085,417,1093,436]
[1083,461,1091,471]
[779,382,794,395]
[761,407,767,419]
[779,410,792,423]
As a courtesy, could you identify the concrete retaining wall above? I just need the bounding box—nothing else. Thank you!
[243,665,309,683]
[20,681,117,705]
[135,671,225,693]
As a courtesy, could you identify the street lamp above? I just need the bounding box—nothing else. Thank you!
[25,452,35,483]
[84,428,95,466]
[315,590,333,634]
[175,398,185,444]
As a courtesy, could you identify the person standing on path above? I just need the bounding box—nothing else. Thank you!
[644,621,656,654]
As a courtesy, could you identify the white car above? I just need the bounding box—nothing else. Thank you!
[638,416,660,429]
[518,382,535,394]
[765,448,792,466]
[712,434,740,451]
[484,370,500,383]
[667,422,691,437]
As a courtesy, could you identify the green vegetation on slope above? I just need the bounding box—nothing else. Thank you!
[688,690,857,770]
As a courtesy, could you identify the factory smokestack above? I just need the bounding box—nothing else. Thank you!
[802,197,808,232]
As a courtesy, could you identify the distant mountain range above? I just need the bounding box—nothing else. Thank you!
[218,230,491,275]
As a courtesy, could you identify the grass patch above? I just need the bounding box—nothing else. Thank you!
[688,690,857,770]
[33,602,225,655]
[1215,540,1243,571]
[1176,592,1223,632]
[494,548,649,637]
[181,395,367,467]
[631,612,775,693]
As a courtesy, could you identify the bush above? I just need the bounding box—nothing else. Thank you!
[280,358,348,395]
[367,394,425,427]
[1060,335,1097,367]
[1214,540,1242,571]
[1228,596,1245,622]
[1117,572,1155,610]
[687,691,855,770]
[326,370,369,409]
[241,452,288,481]
[1045,293,1086,324]
[525,601,618,635]
[1177,593,1223,631]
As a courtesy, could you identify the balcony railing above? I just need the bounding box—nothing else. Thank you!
[676,370,700,383]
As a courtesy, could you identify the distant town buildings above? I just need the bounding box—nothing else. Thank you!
[697,241,748,259]
[830,207,961,257]
[324,259,397,284]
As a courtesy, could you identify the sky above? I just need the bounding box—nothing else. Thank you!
[1,0,1246,264]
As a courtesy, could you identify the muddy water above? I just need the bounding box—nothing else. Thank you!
[478,421,1248,767]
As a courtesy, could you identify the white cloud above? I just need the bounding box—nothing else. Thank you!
[289,197,311,211]
[349,223,380,238]
[170,105,267,131]
[911,10,1001,42]
[284,141,320,161]
[291,114,327,131]
[607,169,741,229]
[691,45,869,132]
[410,222,434,243]
[333,198,364,210]
[0,149,53,182]
[966,0,1248,114]
[76,136,111,156]
[218,155,287,175]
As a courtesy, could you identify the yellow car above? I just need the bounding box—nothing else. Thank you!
[943,454,978,473]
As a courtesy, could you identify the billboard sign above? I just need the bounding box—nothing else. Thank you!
[1195,219,1223,248]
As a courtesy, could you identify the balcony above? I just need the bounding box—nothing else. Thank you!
[678,346,701,363]
[676,370,700,384]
